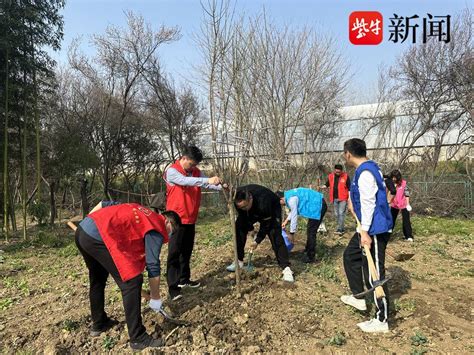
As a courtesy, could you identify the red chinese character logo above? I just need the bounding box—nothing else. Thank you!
[349,11,383,45]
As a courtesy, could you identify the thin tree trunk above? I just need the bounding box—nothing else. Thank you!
[49,181,56,225]
[3,45,10,241]
[34,65,41,205]
[80,178,89,218]
[8,182,16,231]
[22,64,28,240]
[227,198,241,295]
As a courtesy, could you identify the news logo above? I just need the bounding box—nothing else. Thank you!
[350,12,451,45]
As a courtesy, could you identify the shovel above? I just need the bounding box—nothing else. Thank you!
[245,251,255,272]
[141,290,190,326]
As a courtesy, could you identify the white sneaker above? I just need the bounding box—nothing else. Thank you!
[357,318,389,333]
[282,267,294,282]
[226,260,244,272]
[407,238,414,242]
[340,295,367,311]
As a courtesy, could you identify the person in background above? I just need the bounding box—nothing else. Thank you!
[276,188,327,263]
[75,201,181,350]
[229,184,294,282]
[389,169,414,242]
[163,146,224,301]
[383,174,397,205]
[322,164,351,234]
[340,138,392,333]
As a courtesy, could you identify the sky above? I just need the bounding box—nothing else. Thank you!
[51,0,470,105]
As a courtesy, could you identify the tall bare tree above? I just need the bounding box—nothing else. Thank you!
[68,12,179,198]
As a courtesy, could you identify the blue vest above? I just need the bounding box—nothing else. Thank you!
[284,188,323,220]
[351,161,392,235]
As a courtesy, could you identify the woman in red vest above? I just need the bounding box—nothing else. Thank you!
[164,146,224,301]
[322,164,351,234]
[389,169,414,241]
[75,201,181,350]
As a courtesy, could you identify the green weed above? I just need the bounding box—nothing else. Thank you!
[394,298,417,313]
[102,335,116,350]
[326,331,346,346]
[62,319,79,332]
[2,277,30,296]
[313,261,340,283]
[411,347,428,355]
[411,331,428,347]
[0,298,14,311]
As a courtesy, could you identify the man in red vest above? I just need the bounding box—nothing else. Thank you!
[322,164,351,234]
[75,201,181,350]
[164,146,223,301]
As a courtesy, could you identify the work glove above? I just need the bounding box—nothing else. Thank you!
[149,298,163,312]
[406,205,412,212]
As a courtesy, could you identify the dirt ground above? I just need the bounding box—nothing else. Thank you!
[0,211,473,353]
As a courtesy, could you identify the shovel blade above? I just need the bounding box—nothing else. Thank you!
[159,309,190,326]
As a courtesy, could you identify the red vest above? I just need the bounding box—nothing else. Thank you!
[165,160,202,225]
[328,172,349,203]
[89,203,169,282]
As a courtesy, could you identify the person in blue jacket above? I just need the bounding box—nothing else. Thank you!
[340,138,392,333]
[276,188,327,263]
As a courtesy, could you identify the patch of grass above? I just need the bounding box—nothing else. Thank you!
[313,261,340,283]
[200,231,232,247]
[411,347,428,355]
[452,267,474,278]
[411,331,428,347]
[102,335,116,350]
[2,277,30,296]
[429,243,447,257]
[59,243,79,257]
[0,297,14,311]
[412,216,473,239]
[326,331,346,346]
[394,298,417,313]
[62,319,80,332]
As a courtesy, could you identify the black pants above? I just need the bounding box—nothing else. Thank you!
[343,232,390,322]
[305,199,327,259]
[236,218,290,269]
[391,207,413,240]
[167,224,195,293]
[75,227,147,342]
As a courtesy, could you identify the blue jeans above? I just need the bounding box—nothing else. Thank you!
[333,199,347,232]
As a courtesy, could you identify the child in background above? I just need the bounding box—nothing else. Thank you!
[389,169,414,242]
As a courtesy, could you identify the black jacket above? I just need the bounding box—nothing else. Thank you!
[235,184,282,243]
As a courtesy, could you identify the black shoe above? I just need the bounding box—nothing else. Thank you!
[130,334,164,350]
[169,289,182,301]
[90,318,118,337]
[304,256,316,264]
[178,280,201,288]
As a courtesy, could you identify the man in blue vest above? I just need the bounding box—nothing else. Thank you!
[276,188,327,264]
[340,138,392,333]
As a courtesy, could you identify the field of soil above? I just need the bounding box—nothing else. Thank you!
[1,210,473,353]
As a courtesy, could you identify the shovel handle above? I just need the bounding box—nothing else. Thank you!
[67,221,77,231]
[363,244,386,298]
[354,214,386,299]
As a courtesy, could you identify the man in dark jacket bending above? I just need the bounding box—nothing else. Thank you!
[226,184,294,282]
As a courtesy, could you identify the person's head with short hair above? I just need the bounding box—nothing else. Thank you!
[234,189,253,211]
[389,169,402,185]
[343,138,367,167]
[180,146,203,172]
[161,210,182,235]
[334,163,344,176]
[275,190,285,205]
